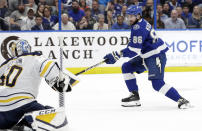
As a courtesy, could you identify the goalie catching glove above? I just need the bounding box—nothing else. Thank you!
[104,51,122,64]
[44,61,80,92]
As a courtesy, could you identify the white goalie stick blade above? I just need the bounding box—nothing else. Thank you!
[121,100,141,107]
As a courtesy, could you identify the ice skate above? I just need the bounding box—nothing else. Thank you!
[178,97,191,109]
[121,91,141,107]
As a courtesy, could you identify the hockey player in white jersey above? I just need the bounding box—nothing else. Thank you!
[0,39,79,130]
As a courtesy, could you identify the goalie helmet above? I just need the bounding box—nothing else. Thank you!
[9,39,31,57]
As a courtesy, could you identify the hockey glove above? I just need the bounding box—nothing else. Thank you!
[46,76,72,92]
[104,51,122,64]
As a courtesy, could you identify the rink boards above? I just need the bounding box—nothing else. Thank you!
[0,30,202,74]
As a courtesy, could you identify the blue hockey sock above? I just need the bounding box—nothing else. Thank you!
[165,88,181,102]
[152,80,181,102]
[123,73,138,92]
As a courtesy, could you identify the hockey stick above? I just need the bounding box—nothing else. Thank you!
[58,36,65,107]
[75,59,107,76]
[68,59,107,87]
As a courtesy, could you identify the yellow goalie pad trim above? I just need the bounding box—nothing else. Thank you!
[40,61,53,77]
[36,113,57,123]
[0,96,32,103]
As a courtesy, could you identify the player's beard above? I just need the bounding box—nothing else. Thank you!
[73,7,79,13]
[130,18,138,25]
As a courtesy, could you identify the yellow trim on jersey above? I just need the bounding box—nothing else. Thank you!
[0,96,33,103]
[36,113,57,123]
[40,61,53,77]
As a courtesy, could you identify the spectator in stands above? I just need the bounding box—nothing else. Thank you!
[163,2,171,17]
[93,14,108,30]
[98,0,111,13]
[168,0,181,10]
[85,8,96,30]
[92,0,102,21]
[53,13,76,30]
[105,2,116,24]
[182,3,192,26]
[112,15,130,29]
[51,0,58,15]
[36,4,44,17]
[31,15,52,30]
[77,16,92,30]
[8,0,19,12]
[10,3,26,30]
[164,9,186,29]
[42,6,58,27]
[121,5,129,25]
[188,5,201,28]
[45,0,56,6]
[68,0,85,23]
[157,4,168,23]
[21,8,36,30]
[0,0,9,30]
[157,0,165,5]
[53,2,67,15]
[183,0,199,13]
[126,0,145,8]
[106,9,116,29]
[176,6,186,23]
[142,0,154,26]
[79,0,89,11]
[144,0,154,11]
[114,0,125,16]
[85,0,93,9]
[62,0,73,10]
[25,0,37,13]
[156,13,165,28]
[176,6,183,18]
[200,4,202,28]
[38,0,47,5]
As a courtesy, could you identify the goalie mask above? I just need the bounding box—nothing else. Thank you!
[9,39,31,57]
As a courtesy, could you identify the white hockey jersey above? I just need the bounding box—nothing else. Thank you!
[0,52,59,112]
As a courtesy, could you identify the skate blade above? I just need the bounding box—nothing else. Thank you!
[121,101,141,107]
[179,103,193,109]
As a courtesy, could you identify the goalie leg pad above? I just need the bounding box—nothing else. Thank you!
[22,108,68,131]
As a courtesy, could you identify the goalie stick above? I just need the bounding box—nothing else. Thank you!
[58,36,65,107]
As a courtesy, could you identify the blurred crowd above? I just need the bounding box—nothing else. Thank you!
[0,0,58,31]
[0,0,201,31]
[157,0,202,29]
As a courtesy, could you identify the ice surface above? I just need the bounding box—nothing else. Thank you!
[38,72,202,131]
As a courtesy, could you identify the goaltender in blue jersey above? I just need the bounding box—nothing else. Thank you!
[104,5,191,109]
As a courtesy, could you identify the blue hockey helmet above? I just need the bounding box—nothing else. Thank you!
[126,5,142,16]
[16,39,31,55]
[10,39,31,57]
